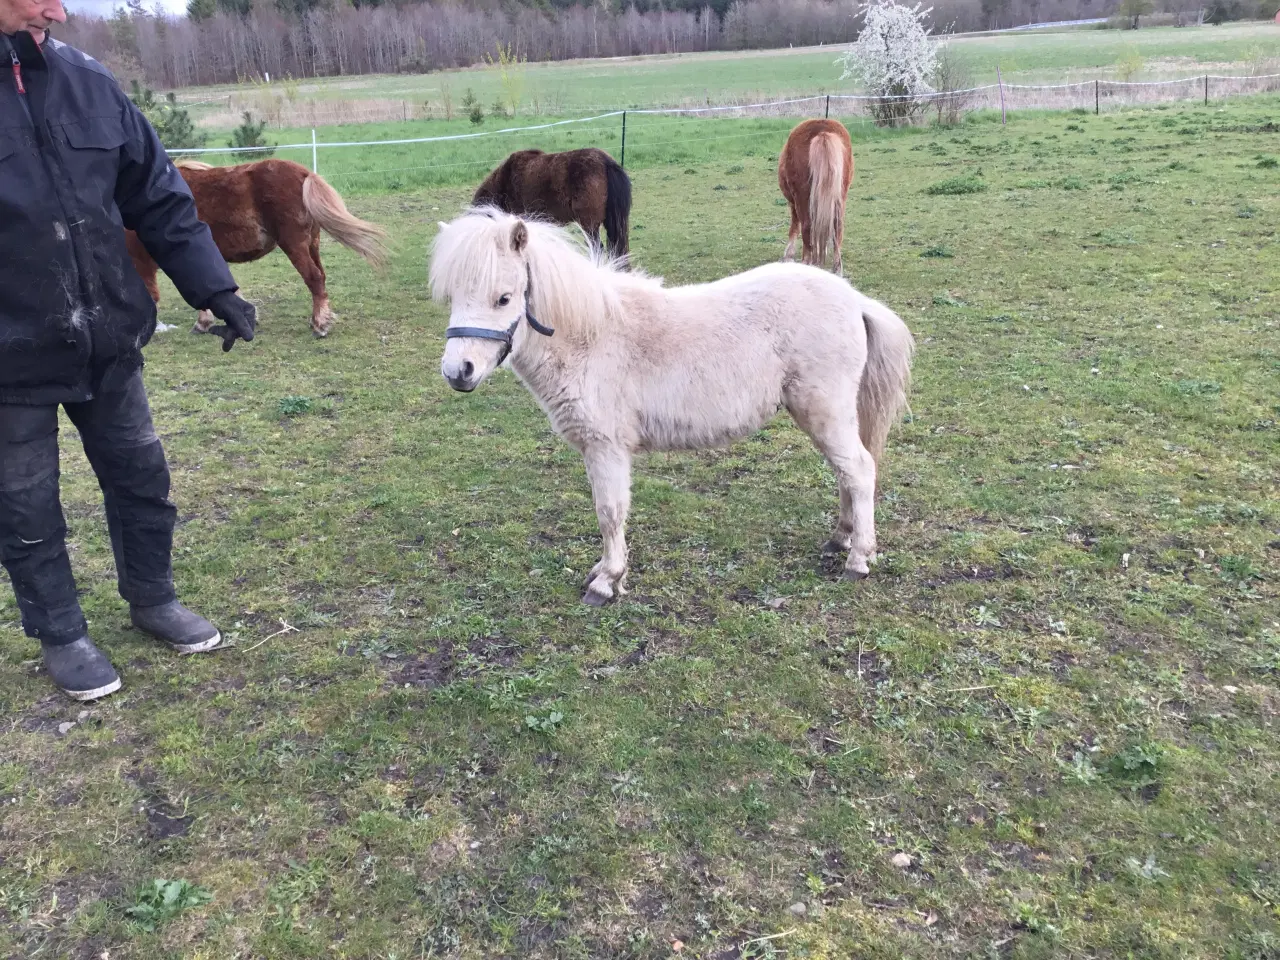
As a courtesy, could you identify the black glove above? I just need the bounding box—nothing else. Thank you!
[205,290,257,352]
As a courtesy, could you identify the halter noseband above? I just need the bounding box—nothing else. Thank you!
[444,264,554,364]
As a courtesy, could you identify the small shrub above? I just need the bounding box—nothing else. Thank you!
[461,88,483,126]
[130,81,207,150]
[725,163,744,174]
[1060,176,1087,191]
[926,174,986,195]
[227,111,273,160]
[920,244,954,258]
[1257,155,1278,168]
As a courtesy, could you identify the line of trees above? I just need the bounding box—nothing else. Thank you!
[56,0,1274,92]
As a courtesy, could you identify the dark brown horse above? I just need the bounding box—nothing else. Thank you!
[126,158,387,337]
[777,119,854,275]
[473,147,631,262]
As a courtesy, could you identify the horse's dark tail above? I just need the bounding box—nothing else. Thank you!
[603,155,632,265]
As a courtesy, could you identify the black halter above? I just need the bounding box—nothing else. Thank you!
[444,265,555,365]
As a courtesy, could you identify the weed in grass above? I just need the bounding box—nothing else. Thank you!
[278,395,314,416]
[125,879,213,931]
[925,174,986,195]
[920,243,955,258]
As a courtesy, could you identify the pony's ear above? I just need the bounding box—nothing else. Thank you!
[510,220,529,254]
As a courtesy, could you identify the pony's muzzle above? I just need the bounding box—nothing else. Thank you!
[446,360,477,393]
[442,340,499,392]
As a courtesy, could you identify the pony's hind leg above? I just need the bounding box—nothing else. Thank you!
[783,203,800,261]
[790,389,878,579]
[582,445,633,606]
[283,227,333,337]
[192,310,215,334]
[833,204,846,277]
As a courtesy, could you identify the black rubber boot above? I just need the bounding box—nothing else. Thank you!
[130,601,221,653]
[42,637,122,701]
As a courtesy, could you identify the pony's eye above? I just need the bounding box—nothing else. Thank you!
[497,294,512,307]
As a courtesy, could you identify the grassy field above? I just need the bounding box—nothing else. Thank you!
[2,94,1279,959]
[180,21,1280,121]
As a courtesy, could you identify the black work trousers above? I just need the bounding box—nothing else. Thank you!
[0,371,176,646]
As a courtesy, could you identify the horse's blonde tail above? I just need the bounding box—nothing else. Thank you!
[808,132,845,268]
[857,295,915,463]
[302,173,388,267]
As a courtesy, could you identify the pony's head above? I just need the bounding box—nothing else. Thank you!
[431,208,536,392]
[431,207,614,392]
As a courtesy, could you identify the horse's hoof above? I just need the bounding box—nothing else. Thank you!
[843,567,869,582]
[312,329,328,339]
[583,588,612,607]
[821,539,848,557]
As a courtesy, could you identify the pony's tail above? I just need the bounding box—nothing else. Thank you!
[302,173,389,268]
[603,155,632,265]
[807,131,845,268]
[857,295,915,463]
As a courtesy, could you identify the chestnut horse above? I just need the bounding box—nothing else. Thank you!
[473,147,631,262]
[777,119,854,274]
[126,158,387,337]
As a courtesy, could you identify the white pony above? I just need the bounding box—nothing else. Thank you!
[430,208,914,606]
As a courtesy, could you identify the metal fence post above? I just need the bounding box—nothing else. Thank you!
[620,111,627,169]
[1095,79,1099,115]
[311,128,317,174]
[997,66,1007,125]
[1204,74,1209,106]
[825,94,830,119]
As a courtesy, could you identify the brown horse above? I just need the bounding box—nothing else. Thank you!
[777,119,854,275]
[473,147,632,262]
[126,158,387,338]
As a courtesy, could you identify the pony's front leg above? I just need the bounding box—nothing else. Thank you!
[192,310,215,334]
[582,445,632,607]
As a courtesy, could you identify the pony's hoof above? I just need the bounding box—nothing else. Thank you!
[583,587,612,607]
[843,567,869,582]
[821,539,848,557]
[312,329,329,339]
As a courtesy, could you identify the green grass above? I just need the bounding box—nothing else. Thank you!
[2,95,1279,958]
[180,21,1280,119]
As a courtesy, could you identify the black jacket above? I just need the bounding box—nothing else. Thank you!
[0,30,235,405]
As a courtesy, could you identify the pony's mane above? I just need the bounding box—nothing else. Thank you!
[174,159,214,170]
[430,207,656,340]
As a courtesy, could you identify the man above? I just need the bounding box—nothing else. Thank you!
[1,0,257,700]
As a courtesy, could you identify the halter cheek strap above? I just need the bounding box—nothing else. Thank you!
[444,264,554,363]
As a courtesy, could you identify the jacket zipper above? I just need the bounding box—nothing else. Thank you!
[9,47,33,126]
[7,39,92,356]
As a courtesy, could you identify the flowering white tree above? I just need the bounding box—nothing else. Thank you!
[838,1,939,125]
